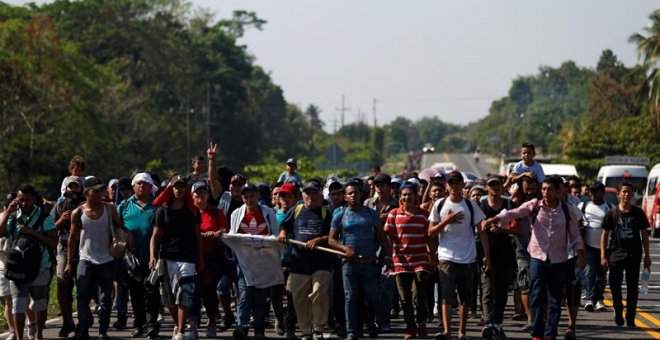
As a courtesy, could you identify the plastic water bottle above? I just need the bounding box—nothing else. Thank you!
[640,268,650,295]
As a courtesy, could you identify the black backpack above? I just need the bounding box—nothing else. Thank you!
[4,211,48,284]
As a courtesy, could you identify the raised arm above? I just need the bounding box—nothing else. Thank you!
[207,142,223,200]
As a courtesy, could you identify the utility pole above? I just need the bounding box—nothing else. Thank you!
[372,97,378,127]
[335,95,351,128]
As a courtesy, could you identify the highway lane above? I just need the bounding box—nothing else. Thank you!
[421,153,496,178]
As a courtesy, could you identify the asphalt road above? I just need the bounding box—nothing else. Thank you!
[420,153,496,179]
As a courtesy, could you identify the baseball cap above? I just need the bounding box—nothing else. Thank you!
[171,175,186,186]
[241,183,258,194]
[230,174,247,185]
[302,180,322,192]
[446,170,464,183]
[286,158,297,166]
[191,181,208,193]
[279,182,296,195]
[391,177,403,185]
[590,182,605,192]
[486,174,503,185]
[64,176,84,191]
[108,178,119,188]
[433,172,446,181]
[400,181,418,192]
[84,176,105,190]
[469,185,487,196]
[373,173,392,185]
[406,178,421,187]
[117,177,132,190]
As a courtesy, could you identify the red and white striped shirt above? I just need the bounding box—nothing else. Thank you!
[384,207,431,273]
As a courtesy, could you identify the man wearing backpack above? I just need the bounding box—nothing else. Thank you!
[483,177,585,340]
[278,180,333,340]
[428,171,490,340]
[600,182,652,329]
[328,178,389,340]
[578,182,613,313]
[479,175,517,339]
[0,184,57,340]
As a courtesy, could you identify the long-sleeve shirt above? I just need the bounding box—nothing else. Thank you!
[497,198,583,264]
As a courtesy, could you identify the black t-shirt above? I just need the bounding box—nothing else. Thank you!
[281,205,333,275]
[154,205,201,263]
[480,198,516,267]
[602,205,648,262]
[227,198,243,219]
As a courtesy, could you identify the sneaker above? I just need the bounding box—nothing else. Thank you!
[417,323,428,338]
[232,327,248,340]
[564,327,576,340]
[481,324,496,339]
[614,310,624,326]
[185,329,198,340]
[595,300,606,311]
[627,320,637,329]
[346,333,358,340]
[404,329,416,339]
[274,320,285,336]
[521,321,533,331]
[93,305,101,315]
[584,301,594,312]
[27,323,36,340]
[313,331,324,340]
[493,324,506,338]
[172,333,184,340]
[205,326,217,338]
[98,334,110,340]
[131,327,144,337]
[59,320,76,337]
[379,323,391,332]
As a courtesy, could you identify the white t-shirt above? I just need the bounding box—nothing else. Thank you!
[430,198,486,264]
[578,201,614,249]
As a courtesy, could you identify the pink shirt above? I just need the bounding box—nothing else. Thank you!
[497,198,583,264]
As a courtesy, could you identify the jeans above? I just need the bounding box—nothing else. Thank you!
[482,263,513,325]
[236,266,269,335]
[342,262,380,334]
[584,245,606,303]
[395,271,430,330]
[77,260,115,335]
[529,258,567,339]
[609,255,641,323]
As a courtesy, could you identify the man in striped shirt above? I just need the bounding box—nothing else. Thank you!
[384,182,431,339]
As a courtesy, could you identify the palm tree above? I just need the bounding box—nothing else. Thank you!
[629,10,660,138]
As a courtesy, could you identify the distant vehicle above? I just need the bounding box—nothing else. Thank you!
[540,164,579,178]
[643,163,660,237]
[597,165,648,199]
[423,143,435,153]
[432,162,456,173]
[604,187,619,206]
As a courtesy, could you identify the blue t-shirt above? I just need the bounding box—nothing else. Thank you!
[512,160,545,183]
[277,172,302,187]
[330,206,381,258]
[118,196,157,262]
[281,205,332,274]
[6,206,56,270]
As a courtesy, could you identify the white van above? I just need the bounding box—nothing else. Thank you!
[643,163,660,237]
[597,165,648,198]
[540,164,578,178]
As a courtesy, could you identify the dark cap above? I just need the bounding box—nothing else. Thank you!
[433,172,446,181]
[286,158,297,166]
[117,177,132,190]
[486,174,502,185]
[230,174,247,185]
[171,175,186,186]
[191,181,208,193]
[446,170,464,183]
[241,183,258,194]
[373,173,392,185]
[399,181,418,192]
[590,182,605,192]
[84,176,105,190]
[302,180,322,192]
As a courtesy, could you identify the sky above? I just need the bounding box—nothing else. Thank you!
[7,0,659,130]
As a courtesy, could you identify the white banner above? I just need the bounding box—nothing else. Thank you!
[221,234,284,288]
